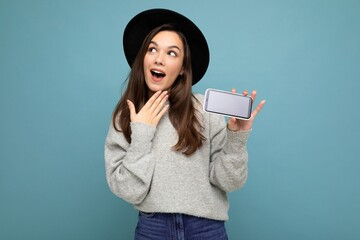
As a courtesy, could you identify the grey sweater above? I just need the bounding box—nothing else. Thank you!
[104,94,251,221]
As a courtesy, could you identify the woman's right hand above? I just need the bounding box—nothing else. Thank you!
[127,90,169,127]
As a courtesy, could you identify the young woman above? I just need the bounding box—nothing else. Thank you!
[105,9,265,240]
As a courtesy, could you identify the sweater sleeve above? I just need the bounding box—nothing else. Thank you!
[208,114,251,192]
[104,121,156,204]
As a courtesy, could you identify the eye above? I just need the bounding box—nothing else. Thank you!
[148,47,157,53]
[168,51,177,57]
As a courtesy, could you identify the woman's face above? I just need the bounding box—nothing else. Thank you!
[143,31,184,94]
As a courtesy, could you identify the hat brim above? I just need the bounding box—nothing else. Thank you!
[123,8,209,85]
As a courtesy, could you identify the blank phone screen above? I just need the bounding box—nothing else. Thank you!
[205,90,252,119]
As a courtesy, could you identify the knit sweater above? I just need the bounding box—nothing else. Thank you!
[104,94,251,221]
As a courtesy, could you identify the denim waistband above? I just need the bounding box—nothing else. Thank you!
[135,211,228,240]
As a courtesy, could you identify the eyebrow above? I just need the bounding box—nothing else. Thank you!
[149,41,181,52]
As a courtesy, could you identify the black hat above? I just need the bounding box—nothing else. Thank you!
[123,8,209,85]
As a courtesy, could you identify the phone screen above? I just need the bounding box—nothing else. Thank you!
[204,89,252,119]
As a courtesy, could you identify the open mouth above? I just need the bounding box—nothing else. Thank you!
[151,70,166,79]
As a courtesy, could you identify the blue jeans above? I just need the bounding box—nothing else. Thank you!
[135,211,228,240]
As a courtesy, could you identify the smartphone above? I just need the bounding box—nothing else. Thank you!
[203,88,253,120]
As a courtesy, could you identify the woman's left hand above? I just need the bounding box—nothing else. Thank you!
[227,88,266,132]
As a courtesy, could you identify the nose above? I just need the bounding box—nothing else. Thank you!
[155,52,164,65]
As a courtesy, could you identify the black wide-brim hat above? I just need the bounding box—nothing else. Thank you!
[123,8,210,85]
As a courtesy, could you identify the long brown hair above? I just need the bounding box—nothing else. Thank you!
[113,24,205,155]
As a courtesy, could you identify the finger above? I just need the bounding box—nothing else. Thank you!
[228,117,236,125]
[227,117,237,131]
[154,104,169,123]
[149,91,168,112]
[127,99,137,119]
[144,90,163,109]
[251,99,266,118]
[243,89,248,96]
[231,88,236,93]
[153,93,169,116]
[251,90,257,101]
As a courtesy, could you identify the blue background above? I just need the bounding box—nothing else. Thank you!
[1,0,359,239]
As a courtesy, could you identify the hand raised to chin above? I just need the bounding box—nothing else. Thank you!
[127,90,169,127]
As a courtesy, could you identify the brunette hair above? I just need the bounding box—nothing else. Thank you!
[112,24,205,155]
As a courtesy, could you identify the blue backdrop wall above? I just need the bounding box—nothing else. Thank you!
[1,0,359,239]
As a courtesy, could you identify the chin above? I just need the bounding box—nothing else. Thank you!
[147,85,164,94]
